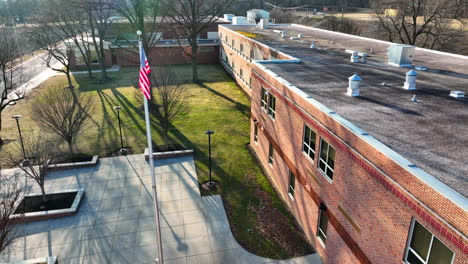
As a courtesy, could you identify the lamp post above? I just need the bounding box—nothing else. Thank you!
[113,106,127,155]
[11,115,29,166]
[205,130,215,186]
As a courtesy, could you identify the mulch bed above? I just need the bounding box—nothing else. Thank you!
[14,192,78,214]
[247,188,315,257]
[53,153,94,164]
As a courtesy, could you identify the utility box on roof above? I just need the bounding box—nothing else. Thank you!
[387,44,415,67]
[232,16,247,25]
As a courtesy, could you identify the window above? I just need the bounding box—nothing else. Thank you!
[267,93,276,119]
[240,44,244,53]
[232,39,235,49]
[261,88,268,110]
[318,139,335,180]
[288,171,295,198]
[250,49,254,59]
[232,61,235,71]
[268,143,274,165]
[317,204,328,244]
[240,69,243,79]
[225,35,228,43]
[405,221,454,264]
[249,77,252,88]
[303,125,317,160]
[254,121,258,142]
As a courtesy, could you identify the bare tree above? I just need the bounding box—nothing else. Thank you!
[113,0,164,105]
[161,0,236,83]
[28,17,75,88]
[31,84,94,154]
[0,30,25,146]
[317,15,360,35]
[372,0,466,50]
[3,133,58,204]
[82,0,114,81]
[152,67,188,145]
[40,0,96,79]
[0,169,22,254]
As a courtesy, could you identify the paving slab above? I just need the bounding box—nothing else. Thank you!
[0,154,321,264]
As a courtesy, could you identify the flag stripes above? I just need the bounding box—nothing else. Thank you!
[139,45,151,99]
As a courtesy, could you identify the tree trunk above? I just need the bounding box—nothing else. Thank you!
[86,63,93,79]
[98,39,108,81]
[39,183,48,203]
[0,113,3,146]
[66,139,74,154]
[65,71,73,88]
[190,41,199,83]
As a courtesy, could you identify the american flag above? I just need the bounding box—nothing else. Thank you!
[139,45,151,100]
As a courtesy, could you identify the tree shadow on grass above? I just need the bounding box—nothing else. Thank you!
[198,83,250,119]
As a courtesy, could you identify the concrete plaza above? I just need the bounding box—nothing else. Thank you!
[0,154,321,264]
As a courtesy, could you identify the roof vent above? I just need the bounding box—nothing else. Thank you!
[310,41,316,49]
[281,30,288,38]
[259,19,269,29]
[411,94,418,102]
[450,91,465,98]
[347,74,362,97]
[403,70,417,90]
[350,51,359,63]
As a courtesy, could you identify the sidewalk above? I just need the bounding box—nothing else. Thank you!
[0,155,321,264]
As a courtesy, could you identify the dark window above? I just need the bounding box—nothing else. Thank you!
[288,171,295,198]
[318,139,335,180]
[405,221,454,264]
[268,143,274,165]
[268,93,276,119]
[303,125,316,160]
[232,39,235,48]
[318,204,328,244]
[254,122,258,142]
[250,49,254,59]
[240,43,244,53]
[240,68,243,79]
[261,88,268,110]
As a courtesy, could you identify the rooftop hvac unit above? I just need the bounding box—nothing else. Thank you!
[387,44,415,67]
[223,14,235,21]
[232,16,247,25]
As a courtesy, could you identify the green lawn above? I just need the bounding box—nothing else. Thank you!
[0,64,313,258]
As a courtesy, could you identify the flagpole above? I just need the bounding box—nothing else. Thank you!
[138,30,164,264]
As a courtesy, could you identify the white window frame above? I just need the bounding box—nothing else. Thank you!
[254,121,258,143]
[268,143,274,165]
[261,88,268,110]
[288,171,295,200]
[404,220,455,264]
[267,93,276,119]
[302,125,316,161]
[318,139,335,182]
[317,205,327,246]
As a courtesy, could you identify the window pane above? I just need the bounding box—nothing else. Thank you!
[427,238,454,264]
[303,142,308,153]
[310,130,316,150]
[407,250,425,264]
[326,167,333,179]
[410,222,432,261]
[320,141,328,160]
[304,126,310,145]
[308,150,315,160]
[327,146,335,169]
[319,160,326,172]
[290,173,295,190]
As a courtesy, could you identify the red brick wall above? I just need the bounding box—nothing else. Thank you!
[110,46,219,66]
[221,25,468,264]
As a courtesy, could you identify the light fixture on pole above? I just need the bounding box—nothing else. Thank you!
[113,106,127,155]
[205,130,215,187]
[11,115,29,167]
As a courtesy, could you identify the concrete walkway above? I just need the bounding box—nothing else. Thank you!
[0,155,321,264]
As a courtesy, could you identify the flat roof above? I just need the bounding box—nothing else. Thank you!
[226,24,468,198]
